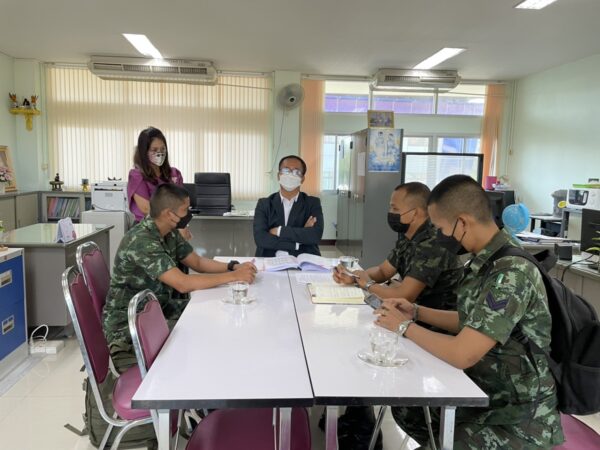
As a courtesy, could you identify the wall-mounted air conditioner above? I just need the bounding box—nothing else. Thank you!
[371,69,460,91]
[88,56,217,85]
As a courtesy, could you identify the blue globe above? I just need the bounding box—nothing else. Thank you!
[502,203,530,235]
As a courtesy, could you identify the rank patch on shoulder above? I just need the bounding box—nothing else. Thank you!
[486,291,508,311]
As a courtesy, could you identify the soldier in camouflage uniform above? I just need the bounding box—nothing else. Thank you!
[376,175,564,449]
[333,182,464,449]
[103,184,256,372]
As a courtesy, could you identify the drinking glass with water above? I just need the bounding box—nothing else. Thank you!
[230,282,249,304]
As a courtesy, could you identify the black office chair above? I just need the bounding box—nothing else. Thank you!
[191,173,232,216]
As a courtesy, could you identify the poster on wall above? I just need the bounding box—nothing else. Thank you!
[0,146,17,192]
[368,129,401,172]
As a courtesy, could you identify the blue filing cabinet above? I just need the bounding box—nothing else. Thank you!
[0,248,27,380]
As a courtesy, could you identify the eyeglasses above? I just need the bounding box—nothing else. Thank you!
[279,168,303,177]
[148,148,167,155]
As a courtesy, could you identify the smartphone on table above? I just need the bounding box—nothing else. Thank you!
[364,293,383,310]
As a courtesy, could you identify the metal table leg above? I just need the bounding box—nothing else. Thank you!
[368,406,387,450]
[439,406,456,450]
[279,407,292,450]
[325,406,339,450]
[157,409,171,450]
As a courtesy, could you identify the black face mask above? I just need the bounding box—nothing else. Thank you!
[387,209,415,234]
[172,210,193,229]
[436,219,468,255]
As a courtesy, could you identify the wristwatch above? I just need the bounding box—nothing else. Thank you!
[397,319,414,337]
[364,279,377,291]
[227,260,240,271]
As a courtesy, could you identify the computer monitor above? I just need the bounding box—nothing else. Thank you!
[191,172,232,216]
[485,190,515,228]
[581,208,600,254]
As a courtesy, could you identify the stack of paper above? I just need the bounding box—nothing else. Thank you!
[307,283,365,305]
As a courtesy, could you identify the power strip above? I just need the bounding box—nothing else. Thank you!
[30,340,65,355]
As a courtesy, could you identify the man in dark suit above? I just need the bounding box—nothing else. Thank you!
[254,155,324,257]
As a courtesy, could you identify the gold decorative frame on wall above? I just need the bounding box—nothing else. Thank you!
[367,110,395,128]
[0,146,17,192]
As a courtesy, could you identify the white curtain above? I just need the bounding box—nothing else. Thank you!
[45,66,272,199]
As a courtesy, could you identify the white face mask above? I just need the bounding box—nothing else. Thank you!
[279,173,302,192]
[149,152,166,167]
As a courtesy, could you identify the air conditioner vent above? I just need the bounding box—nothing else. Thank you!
[373,69,460,91]
[88,56,217,85]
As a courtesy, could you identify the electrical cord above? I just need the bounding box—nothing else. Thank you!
[29,324,49,349]
[560,254,595,282]
[268,109,287,174]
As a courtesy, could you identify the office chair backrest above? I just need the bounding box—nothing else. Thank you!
[183,183,197,208]
[128,290,170,377]
[62,266,110,385]
[76,241,110,322]
[192,172,232,215]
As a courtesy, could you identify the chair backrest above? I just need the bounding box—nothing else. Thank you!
[62,266,110,385]
[76,241,110,322]
[128,290,170,378]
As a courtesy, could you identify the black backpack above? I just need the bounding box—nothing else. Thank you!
[489,246,600,415]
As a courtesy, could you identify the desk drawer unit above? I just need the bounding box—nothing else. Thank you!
[0,249,27,370]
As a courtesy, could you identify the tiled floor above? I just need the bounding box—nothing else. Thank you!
[0,338,416,450]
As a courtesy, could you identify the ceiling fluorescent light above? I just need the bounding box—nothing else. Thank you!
[515,0,558,10]
[122,34,163,59]
[413,48,466,70]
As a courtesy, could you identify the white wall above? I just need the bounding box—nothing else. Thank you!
[508,53,600,213]
[0,53,16,161]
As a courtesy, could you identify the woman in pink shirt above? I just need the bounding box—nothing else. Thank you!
[128,126,183,221]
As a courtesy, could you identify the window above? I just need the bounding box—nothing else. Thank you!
[402,136,431,153]
[437,85,486,116]
[321,134,351,190]
[437,136,481,154]
[324,81,369,113]
[45,67,272,199]
[372,92,435,115]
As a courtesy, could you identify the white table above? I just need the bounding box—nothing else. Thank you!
[287,272,489,450]
[133,265,488,450]
[131,269,314,450]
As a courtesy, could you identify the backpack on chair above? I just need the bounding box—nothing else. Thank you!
[489,246,600,415]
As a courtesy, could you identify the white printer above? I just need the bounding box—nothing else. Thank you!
[91,181,128,212]
[566,188,600,211]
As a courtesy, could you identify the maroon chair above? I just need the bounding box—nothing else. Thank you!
[62,266,153,450]
[128,290,312,450]
[76,241,111,322]
[553,414,600,449]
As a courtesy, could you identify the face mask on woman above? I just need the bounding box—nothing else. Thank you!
[149,151,167,167]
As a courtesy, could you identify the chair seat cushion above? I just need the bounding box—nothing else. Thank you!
[553,414,600,449]
[186,408,310,450]
[112,366,151,421]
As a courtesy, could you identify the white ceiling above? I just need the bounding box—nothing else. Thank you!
[1,0,600,80]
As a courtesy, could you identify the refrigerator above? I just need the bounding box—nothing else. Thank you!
[336,128,403,268]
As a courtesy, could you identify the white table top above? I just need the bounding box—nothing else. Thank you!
[288,273,489,407]
[132,271,314,410]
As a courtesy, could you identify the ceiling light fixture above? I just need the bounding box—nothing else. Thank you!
[413,48,466,70]
[515,0,559,10]
[122,34,163,59]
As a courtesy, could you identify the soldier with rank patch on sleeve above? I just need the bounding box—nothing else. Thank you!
[375,175,564,449]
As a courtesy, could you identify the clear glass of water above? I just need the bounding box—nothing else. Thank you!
[369,327,398,365]
[339,256,358,271]
[230,282,249,304]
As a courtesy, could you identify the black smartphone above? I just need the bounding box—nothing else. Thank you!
[364,293,383,310]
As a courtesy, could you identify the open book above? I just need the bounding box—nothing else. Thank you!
[307,283,366,305]
[264,254,337,272]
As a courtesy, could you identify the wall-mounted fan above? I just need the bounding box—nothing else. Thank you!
[276,83,305,110]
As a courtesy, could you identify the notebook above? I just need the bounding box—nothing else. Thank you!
[264,254,337,272]
[307,283,366,305]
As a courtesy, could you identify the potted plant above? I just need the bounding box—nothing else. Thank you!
[0,166,13,194]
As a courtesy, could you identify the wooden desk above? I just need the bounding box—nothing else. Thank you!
[0,223,112,327]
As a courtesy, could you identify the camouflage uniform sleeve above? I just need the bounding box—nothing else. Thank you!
[386,237,407,269]
[174,230,194,261]
[464,257,540,345]
[405,242,447,288]
[136,238,179,279]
